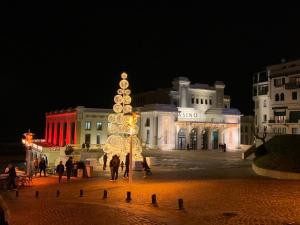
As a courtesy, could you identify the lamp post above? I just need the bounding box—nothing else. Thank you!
[129,131,133,184]
[126,112,137,184]
[23,130,34,176]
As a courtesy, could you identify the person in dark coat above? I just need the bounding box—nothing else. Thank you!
[142,157,152,178]
[123,153,130,178]
[39,158,46,177]
[110,155,120,181]
[6,163,16,190]
[109,157,114,181]
[65,157,73,181]
[103,153,107,170]
[56,161,65,183]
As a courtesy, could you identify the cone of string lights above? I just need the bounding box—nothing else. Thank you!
[103,72,143,168]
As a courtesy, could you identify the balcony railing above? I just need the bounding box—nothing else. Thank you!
[285,82,300,89]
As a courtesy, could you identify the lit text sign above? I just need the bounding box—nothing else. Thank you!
[178,110,205,122]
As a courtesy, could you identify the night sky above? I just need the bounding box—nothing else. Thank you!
[1,3,300,141]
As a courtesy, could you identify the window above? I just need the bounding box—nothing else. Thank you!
[201,99,203,104]
[263,100,267,107]
[209,99,212,105]
[85,134,91,144]
[205,99,208,104]
[292,128,298,134]
[292,92,297,100]
[241,126,244,132]
[145,118,150,127]
[275,94,279,101]
[85,121,91,130]
[96,135,101,144]
[245,126,248,132]
[258,85,268,95]
[263,114,267,123]
[275,116,286,123]
[290,76,300,84]
[253,86,257,96]
[280,93,284,101]
[196,98,199,104]
[96,122,102,130]
[224,104,228,108]
[274,78,284,87]
[191,97,194,104]
[146,130,150,144]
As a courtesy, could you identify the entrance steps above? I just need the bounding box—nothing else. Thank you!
[242,144,256,159]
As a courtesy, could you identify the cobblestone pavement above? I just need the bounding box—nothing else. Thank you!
[2,150,300,225]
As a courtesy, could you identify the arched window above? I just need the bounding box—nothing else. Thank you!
[263,100,267,107]
[275,94,279,101]
[145,118,150,127]
[280,93,284,101]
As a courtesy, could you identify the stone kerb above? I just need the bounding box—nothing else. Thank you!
[252,162,300,180]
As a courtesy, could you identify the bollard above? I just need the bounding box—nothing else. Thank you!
[103,190,108,199]
[35,191,39,198]
[151,194,157,206]
[15,190,19,198]
[178,198,184,210]
[126,191,131,202]
[56,190,60,197]
[80,189,83,197]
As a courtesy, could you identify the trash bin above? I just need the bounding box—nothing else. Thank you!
[86,166,93,178]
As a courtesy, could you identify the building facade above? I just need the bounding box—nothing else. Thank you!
[240,115,254,145]
[253,59,300,142]
[45,106,111,148]
[138,77,242,151]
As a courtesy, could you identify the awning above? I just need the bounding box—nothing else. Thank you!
[274,111,286,116]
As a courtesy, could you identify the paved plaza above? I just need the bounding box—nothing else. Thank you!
[2,150,300,225]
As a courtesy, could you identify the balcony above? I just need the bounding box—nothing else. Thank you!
[285,82,300,89]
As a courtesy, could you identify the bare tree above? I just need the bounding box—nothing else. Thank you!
[253,126,267,144]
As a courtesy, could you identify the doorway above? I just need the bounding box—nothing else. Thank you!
[178,129,186,150]
[190,128,197,150]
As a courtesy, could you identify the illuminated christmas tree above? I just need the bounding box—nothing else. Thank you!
[103,72,143,165]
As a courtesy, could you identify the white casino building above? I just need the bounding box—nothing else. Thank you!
[137,77,242,151]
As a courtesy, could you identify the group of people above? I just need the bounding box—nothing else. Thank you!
[219,143,227,152]
[103,153,151,181]
[55,157,74,183]
[33,156,48,177]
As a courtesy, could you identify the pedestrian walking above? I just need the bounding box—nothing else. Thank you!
[56,161,65,183]
[39,158,47,177]
[142,157,152,178]
[123,153,129,178]
[103,153,107,170]
[33,157,39,176]
[65,157,73,181]
[109,157,114,181]
[6,163,17,190]
[111,155,120,181]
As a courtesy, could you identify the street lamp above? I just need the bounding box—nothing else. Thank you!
[125,112,137,184]
[22,130,34,176]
